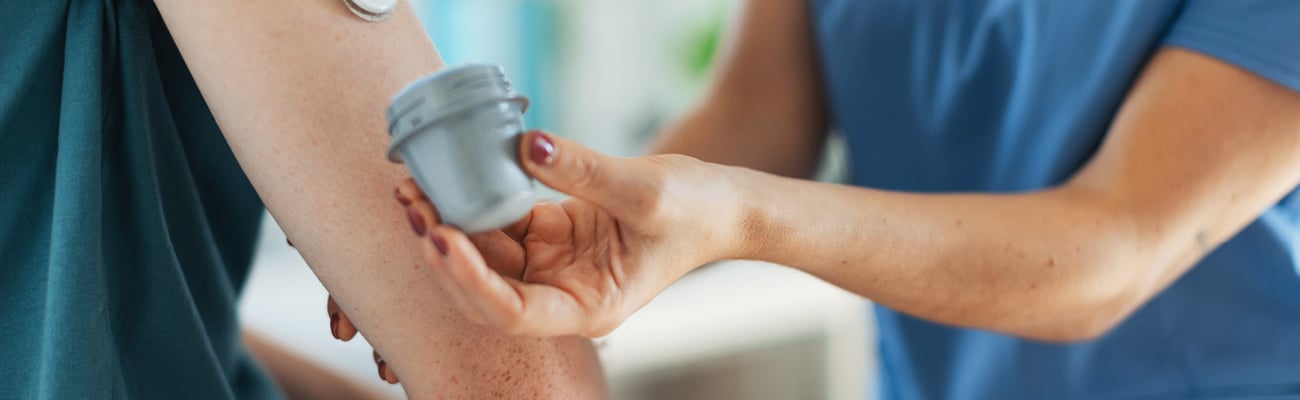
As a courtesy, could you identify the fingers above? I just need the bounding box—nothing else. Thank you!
[467,230,526,279]
[502,208,535,243]
[519,131,649,216]
[418,228,487,326]
[374,350,399,384]
[428,224,604,337]
[326,296,357,341]
[396,178,441,230]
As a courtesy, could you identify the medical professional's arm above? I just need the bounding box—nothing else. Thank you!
[649,0,829,177]
[421,48,1300,343]
[735,48,1300,341]
[152,1,605,398]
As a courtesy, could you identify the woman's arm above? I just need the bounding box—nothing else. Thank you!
[736,48,1300,341]
[650,0,829,178]
[152,1,605,397]
[417,48,1300,344]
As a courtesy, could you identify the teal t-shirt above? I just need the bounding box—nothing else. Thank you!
[810,0,1300,398]
[1,1,278,398]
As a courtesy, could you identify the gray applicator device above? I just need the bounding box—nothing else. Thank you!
[386,64,538,234]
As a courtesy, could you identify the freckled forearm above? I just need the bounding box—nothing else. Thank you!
[154,1,605,397]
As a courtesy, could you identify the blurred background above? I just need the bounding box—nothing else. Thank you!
[239,1,869,398]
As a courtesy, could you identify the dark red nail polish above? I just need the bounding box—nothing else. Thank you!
[432,235,449,256]
[529,133,556,166]
[395,188,412,206]
[330,313,340,339]
[407,208,427,236]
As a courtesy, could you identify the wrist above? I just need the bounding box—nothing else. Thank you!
[715,165,775,262]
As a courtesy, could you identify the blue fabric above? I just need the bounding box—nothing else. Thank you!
[808,1,1300,399]
[0,1,277,398]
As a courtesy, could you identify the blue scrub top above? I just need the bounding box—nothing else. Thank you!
[0,1,277,398]
[808,1,1300,398]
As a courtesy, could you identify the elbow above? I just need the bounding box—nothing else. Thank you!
[1017,274,1149,343]
[1006,275,1138,342]
[1016,300,1131,343]
[1025,203,1150,343]
[1009,250,1150,343]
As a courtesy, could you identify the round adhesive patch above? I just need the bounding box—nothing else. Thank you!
[344,0,397,22]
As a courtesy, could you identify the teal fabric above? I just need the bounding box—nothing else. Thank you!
[1,1,278,398]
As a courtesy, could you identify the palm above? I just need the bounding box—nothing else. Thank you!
[467,199,635,336]
[527,200,628,295]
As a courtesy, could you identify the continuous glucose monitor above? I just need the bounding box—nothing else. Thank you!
[344,0,398,22]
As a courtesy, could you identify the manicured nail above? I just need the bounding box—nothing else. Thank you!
[395,187,412,206]
[407,208,427,236]
[330,313,340,339]
[432,234,449,256]
[377,361,388,381]
[529,133,556,166]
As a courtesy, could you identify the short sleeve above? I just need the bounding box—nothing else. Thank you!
[1163,0,1300,93]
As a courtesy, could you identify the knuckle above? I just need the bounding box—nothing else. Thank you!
[568,154,603,190]
[632,156,684,221]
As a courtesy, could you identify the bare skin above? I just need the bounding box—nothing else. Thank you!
[151,0,606,398]
[391,4,1300,342]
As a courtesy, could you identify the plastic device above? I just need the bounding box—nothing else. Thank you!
[344,0,398,22]
[386,64,538,234]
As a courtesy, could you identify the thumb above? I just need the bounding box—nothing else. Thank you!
[520,131,647,213]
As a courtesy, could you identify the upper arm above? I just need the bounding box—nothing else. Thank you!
[1067,48,1300,317]
[653,0,829,178]
[153,1,604,398]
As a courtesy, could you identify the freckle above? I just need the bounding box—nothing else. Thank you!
[1047,258,1055,268]
[450,375,459,384]
[840,260,848,265]
[413,264,420,270]
[1031,283,1038,289]
[955,219,963,227]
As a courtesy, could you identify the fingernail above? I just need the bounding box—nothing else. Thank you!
[377,361,388,381]
[529,132,556,166]
[395,187,412,206]
[432,234,449,256]
[407,207,427,236]
[330,313,340,339]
